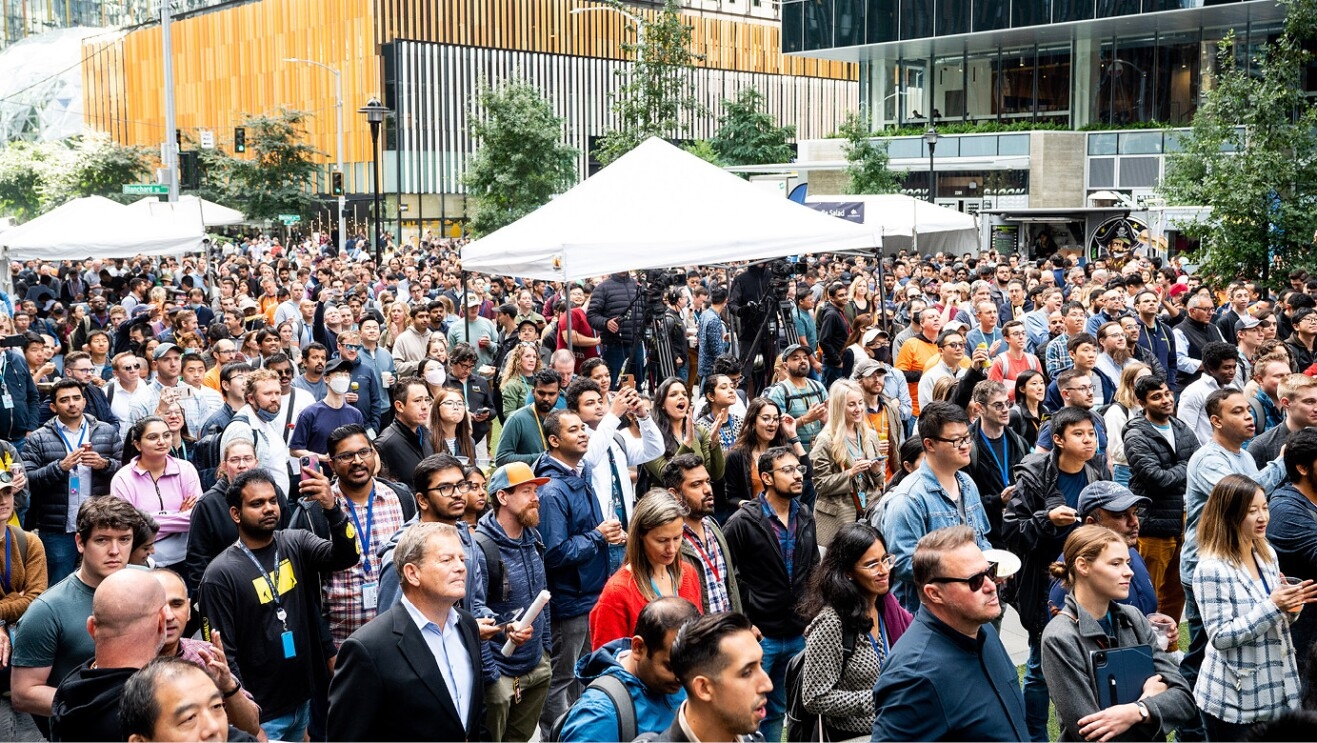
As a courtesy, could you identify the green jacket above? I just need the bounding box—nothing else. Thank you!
[500,375,532,421]
[494,405,548,467]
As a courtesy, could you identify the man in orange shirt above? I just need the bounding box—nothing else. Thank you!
[895,307,942,415]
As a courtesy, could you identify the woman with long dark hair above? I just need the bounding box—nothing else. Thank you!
[799,522,912,740]
[1009,369,1051,449]
[723,398,805,517]
[1043,525,1194,742]
[643,377,725,486]
[1194,474,1317,739]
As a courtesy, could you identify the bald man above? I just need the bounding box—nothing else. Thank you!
[50,570,168,742]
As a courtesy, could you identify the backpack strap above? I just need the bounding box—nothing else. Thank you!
[592,674,637,743]
[7,525,26,565]
[473,530,503,605]
[282,391,297,443]
[105,383,115,406]
[839,630,857,677]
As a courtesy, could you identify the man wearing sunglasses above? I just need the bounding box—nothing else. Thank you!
[871,524,1026,742]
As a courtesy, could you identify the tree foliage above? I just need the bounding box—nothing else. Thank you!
[198,109,322,223]
[709,88,795,167]
[463,79,579,237]
[0,135,152,222]
[596,0,702,166]
[839,112,903,194]
[680,139,724,167]
[1159,0,1317,285]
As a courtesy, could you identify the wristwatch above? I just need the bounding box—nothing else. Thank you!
[1135,701,1150,722]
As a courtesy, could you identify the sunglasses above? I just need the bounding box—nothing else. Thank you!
[929,562,999,592]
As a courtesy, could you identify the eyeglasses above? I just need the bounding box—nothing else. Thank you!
[929,562,999,591]
[272,368,294,377]
[331,447,376,464]
[984,400,1009,411]
[859,554,897,572]
[342,343,363,352]
[772,464,808,476]
[225,455,256,465]
[1064,385,1095,395]
[757,415,781,423]
[427,480,474,498]
[66,366,93,374]
[930,434,972,448]
[440,399,467,408]
[941,342,965,349]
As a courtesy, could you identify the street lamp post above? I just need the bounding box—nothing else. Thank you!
[358,98,390,267]
[924,126,939,204]
[286,58,345,256]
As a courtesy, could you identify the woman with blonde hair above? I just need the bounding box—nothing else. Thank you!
[1042,524,1194,742]
[381,301,410,349]
[498,342,543,420]
[1193,474,1317,739]
[1104,362,1151,486]
[429,386,477,463]
[588,490,703,649]
[810,379,885,547]
[845,275,871,323]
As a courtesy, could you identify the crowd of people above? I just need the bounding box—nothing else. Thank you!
[1,235,1317,742]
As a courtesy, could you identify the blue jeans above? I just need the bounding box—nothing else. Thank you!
[261,699,311,742]
[1112,463,1131,487]
[821,365,844,390]
[43,531,79,586]
[1178,582,1209,741]
[760,634,805,743]
[602,343,646,389]
[1023,632,1050,742]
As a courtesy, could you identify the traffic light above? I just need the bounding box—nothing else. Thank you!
[179,151,200,190]
[331,171,344,196]
[234,126,246,153]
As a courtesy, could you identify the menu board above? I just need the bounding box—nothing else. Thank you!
[992,224,1019,253]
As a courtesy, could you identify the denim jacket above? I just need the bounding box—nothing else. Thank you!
[881,461,992,613]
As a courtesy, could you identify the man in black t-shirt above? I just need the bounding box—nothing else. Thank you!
[198,467,359,742]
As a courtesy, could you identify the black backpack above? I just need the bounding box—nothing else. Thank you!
[191,413,245,492]
[784,632,856,743]
[548,674,636,743]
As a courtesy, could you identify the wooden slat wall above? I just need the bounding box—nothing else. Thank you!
[374,0,856,81]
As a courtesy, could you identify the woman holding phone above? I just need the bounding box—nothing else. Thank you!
[110,416,202,571]
[1193,474,1317,740]
[1042,525,1194,742]
[810,379,885,548]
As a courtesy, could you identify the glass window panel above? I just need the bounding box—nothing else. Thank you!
[995,50,1035,117]
[1052,0,1094,23]
[834,0,864,47]
[1088,132,1118,155]
[959,135,998,157]
[1097,38,1155,125]
[888,138,924,158]
[1037,47,1071,114]
[802,0,834,51]
[964,53,996,121]
[867,0,898,43]
[1096,0,1141,17]
[1152,33,1200,124]
[937,0,970,36]
[782,0,804,53]
[1119,131,1164,154]
[1012,0,1050,27]
[999,135,1031,155]
[974,0,1008,32]
[935,56,966,119]
[929,136,959,157]
[1165,129,1187,153]
[779,0,800,53]
[901,60,929,122]
[900,0,932,39]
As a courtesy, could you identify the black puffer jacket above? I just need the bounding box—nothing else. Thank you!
[586,273,643,346]
[1002,451,1109,635]
[1123,415,1199,539]
[22,414,122,533]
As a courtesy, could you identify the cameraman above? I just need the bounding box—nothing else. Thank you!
[587,272,645,388]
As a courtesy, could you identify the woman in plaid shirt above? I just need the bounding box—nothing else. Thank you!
[1193,474,1317,741]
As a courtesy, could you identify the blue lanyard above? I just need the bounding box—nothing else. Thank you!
[978,429,1010,488]
[870,613,889,658]
[344,487,376,577]
[1255,553,1271,595]
[55,421,88,453]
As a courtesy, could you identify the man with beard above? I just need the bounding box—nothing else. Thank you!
[1118,315,1166,380]
[475,463,550,742]
[895,308,943,416]
[495,370,563,467]
[663,453,742,614]
[763,345,828,454]
[197,467,359,743]
[1094,321,1136,382]
[966,380,1029,550]
[853,359,905,479]
[1177,342,1240,445]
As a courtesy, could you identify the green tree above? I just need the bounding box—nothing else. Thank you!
[839,112,903,194]
[463,79,579,237]
[709,88,795,166]
[43,134,153,207]
[596,0,701,166]
[198,109,321,222]
[680,139,724,166]
[0,142,53,222]
[1159,0,1317,285]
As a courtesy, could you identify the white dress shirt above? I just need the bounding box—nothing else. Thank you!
[400,596,473,728]
[584,413,665,522]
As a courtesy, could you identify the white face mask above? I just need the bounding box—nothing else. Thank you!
[424,368,446,386]
[328,377,351,395]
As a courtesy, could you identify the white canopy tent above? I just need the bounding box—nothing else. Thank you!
[805,194,979,255]
[128,194,245,227]
[1,195,206,260]
[461,137,881,281]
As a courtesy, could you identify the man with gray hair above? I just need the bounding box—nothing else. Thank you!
[329,521,485,741]
[1172,293,1226,390]
[870,525,1027,741]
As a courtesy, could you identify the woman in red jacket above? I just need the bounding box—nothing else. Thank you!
[589,490,704,649]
